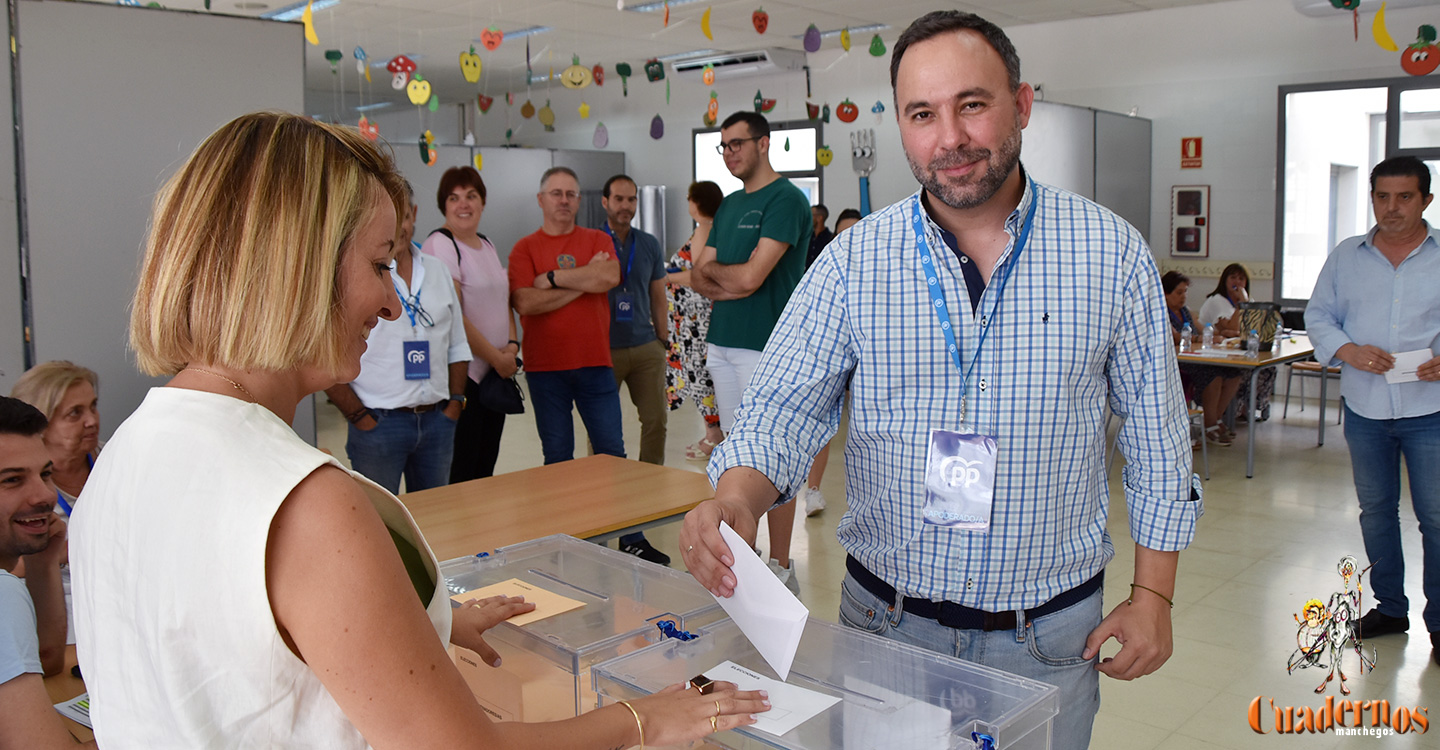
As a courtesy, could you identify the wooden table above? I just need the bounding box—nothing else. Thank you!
[399,455,715,561]
[42,644,93,743]
[1179,334,1315,478]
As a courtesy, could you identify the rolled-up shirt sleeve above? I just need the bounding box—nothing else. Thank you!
[1109,257,1202,551]
[707,249,855,499]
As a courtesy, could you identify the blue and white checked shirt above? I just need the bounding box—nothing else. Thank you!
[1306,224,1440,421]
[709,176,1200,610]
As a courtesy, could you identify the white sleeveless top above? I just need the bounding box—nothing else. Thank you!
[70,388,452,748]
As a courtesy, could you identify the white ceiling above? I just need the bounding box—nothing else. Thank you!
[97,0,1237,114]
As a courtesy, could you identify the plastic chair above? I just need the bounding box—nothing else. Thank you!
[1284,358,1342,447]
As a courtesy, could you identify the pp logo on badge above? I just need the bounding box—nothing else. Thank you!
[407,349,427,365]
[938,456,983,490]
[617,299,632,313]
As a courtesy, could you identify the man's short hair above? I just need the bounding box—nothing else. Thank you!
[813,204,830,220]
[0,396,47,438]
[835,208,863,224]
[1371,156,1432,196]
[602,174,636,198]
[437,167,485,213]
[539,166,579,192]
[720,111,770,140]
[891,11,1021,93]
[1161,270,1190,295]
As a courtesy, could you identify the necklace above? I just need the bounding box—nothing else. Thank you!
[185,367,258,402]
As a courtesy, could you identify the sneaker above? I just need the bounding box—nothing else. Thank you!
[1357,608,1409,639]
[800,487,827,517]
[1205,425,1232,447]
[621,539,672,566]
[767,558,801,598]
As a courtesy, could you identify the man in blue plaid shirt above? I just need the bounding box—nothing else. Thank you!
[679,11,1200,749]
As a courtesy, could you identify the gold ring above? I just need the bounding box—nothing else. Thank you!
[710,715,719,732]
[1367,360,1372,366]
[714,700,722,718]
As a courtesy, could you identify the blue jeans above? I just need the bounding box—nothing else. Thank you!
[526,367,626,465]
[346,407,458,495]
[837,572,1102,750]
[1344,405,1440,632]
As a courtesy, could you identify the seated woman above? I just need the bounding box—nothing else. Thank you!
[1197,262,1276,421]
[70,112,766,748]
[1163,272,1241,447]
[11,360,102,515]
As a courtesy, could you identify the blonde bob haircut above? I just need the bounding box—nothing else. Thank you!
[130,111,407,376]
[10,360,99,421]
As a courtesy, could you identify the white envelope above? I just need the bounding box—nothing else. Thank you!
[712,521,809,680]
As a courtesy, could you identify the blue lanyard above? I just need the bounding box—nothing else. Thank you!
[912,182,1037,423]
[603,223,637,283]
[394,282,422,328]
[53,453,94,515]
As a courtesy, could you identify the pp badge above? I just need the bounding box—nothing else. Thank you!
[922,429,997,531]
[402,340,431,380]
[614,291,635,322]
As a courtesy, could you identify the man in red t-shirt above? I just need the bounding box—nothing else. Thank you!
[509,167,626,465]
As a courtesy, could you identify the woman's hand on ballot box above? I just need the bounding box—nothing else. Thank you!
[629,681,770,746]
[450,595,536,667]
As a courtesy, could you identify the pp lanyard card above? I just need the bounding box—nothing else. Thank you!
[402,340,431,380]
[613,291,635,322]
[922,429,997,531]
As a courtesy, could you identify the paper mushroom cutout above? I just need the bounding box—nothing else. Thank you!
[387,55,417,88]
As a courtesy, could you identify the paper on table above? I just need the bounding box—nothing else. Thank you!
[450,578,586,627]
[712,521,808,679]
[1385,349,1433,384]
[706,660,839,736]
[54,693,92,728]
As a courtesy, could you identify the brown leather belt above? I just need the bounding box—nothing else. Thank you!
[383,401,447,414]
[846,555,1104,632]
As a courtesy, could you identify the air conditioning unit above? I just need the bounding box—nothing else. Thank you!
[1291,0,1439,16]
[672,48,806,81]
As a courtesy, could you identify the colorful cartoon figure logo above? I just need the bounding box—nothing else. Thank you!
[1287,556,1376,695]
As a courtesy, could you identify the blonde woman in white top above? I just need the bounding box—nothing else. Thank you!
[70,112,766,749]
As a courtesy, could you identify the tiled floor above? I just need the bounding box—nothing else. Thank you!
[317,388,1440,749]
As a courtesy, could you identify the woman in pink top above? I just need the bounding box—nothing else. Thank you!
[422,167,518,480]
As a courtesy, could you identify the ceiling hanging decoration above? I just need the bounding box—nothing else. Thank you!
[1330,0,1362,40]
[753,6,768,34]
[816,144,833,166]
[460,46,483,83]
[650,114,665,139]
[1402,24,1439,75]
[753,89,776,113]
[701,7,713,40]
[481,26,504,51]
[594,121,609,148]
[616,62,633,96]
[387,55,416,88]
[1373,3,1400,50]
[353,46,370,82]
[840,27,851,52]
[803,24,821,53]
[869,34,887,56]
[836,99,859,123]
[562,55,593,89]
[704,91,719,126]
[301,0,318,45]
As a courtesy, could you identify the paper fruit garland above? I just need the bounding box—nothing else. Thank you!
[816,144,833,166]
[460,46,482,83]
[1374,4,1400,51]
[1404,25,1439,75]
[616,62,633,96]
[705,91,719,126]
[650,114,664,139]
[538,101,556,130]
[579,101,591,119]
[353,46,371,81]
[645,58,665,82]
[407,74,432,106]
[869,35,887,56]
[562,55,592,89]
[753,89,776,113]
[324,49,342,71]
[803,24,821,53]
[474,153,483,171]
[477,93,494,113]
[822,103,830,122]
[701,6,713,40]
[703,63,715,86]
[388,55,416,88]
[753,7,768,34]
[521,99,536,118]
[418,131,436,166]
[840,27,851,51]
[594,121,609,148]
[480,26,503,51]
[807,102,820,120]
[593,64,606,86]
[358,116,378,141]
[836,99,859,122]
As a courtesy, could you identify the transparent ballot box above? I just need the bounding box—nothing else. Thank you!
[592,617,1059,750]
[440,534,722,722]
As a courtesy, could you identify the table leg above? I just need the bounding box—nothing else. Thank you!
[1246,367,1258,478]
[1318,367,1327,447]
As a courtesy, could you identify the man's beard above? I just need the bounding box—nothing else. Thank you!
[908,122,1022,211]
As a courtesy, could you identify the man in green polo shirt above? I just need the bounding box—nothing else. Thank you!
[691,111,812,596]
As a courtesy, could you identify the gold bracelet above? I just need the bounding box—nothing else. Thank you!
[1129,583,1174,608]
[617,700,644,750]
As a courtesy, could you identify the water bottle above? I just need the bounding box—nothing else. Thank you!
[1179,323,1193,353]
[1246,329,1260,359]
[1202,323,1215,351]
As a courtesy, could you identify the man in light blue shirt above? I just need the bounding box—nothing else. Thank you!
[678,11,1198,750]
[1306,156,1440,664]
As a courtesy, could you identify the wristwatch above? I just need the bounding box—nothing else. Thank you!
[449,394,468,411]
[547,270,560,289]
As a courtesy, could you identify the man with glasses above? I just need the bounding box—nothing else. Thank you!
[680,12,1198,749]
[691,111,812,595]
[510,167,628,469]
[325,180,471,495]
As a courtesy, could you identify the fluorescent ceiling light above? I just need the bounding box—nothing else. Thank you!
[792,23,888,40]
[654,48,721,62]
[354,101,393,112]
[624,0,706,12]
[261,0,338,22]
[478,25,552,41]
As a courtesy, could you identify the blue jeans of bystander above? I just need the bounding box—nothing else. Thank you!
[526,367,626,465]
[346,407,458,495]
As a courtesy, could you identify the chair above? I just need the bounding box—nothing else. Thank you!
[1283,358,1342,445]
